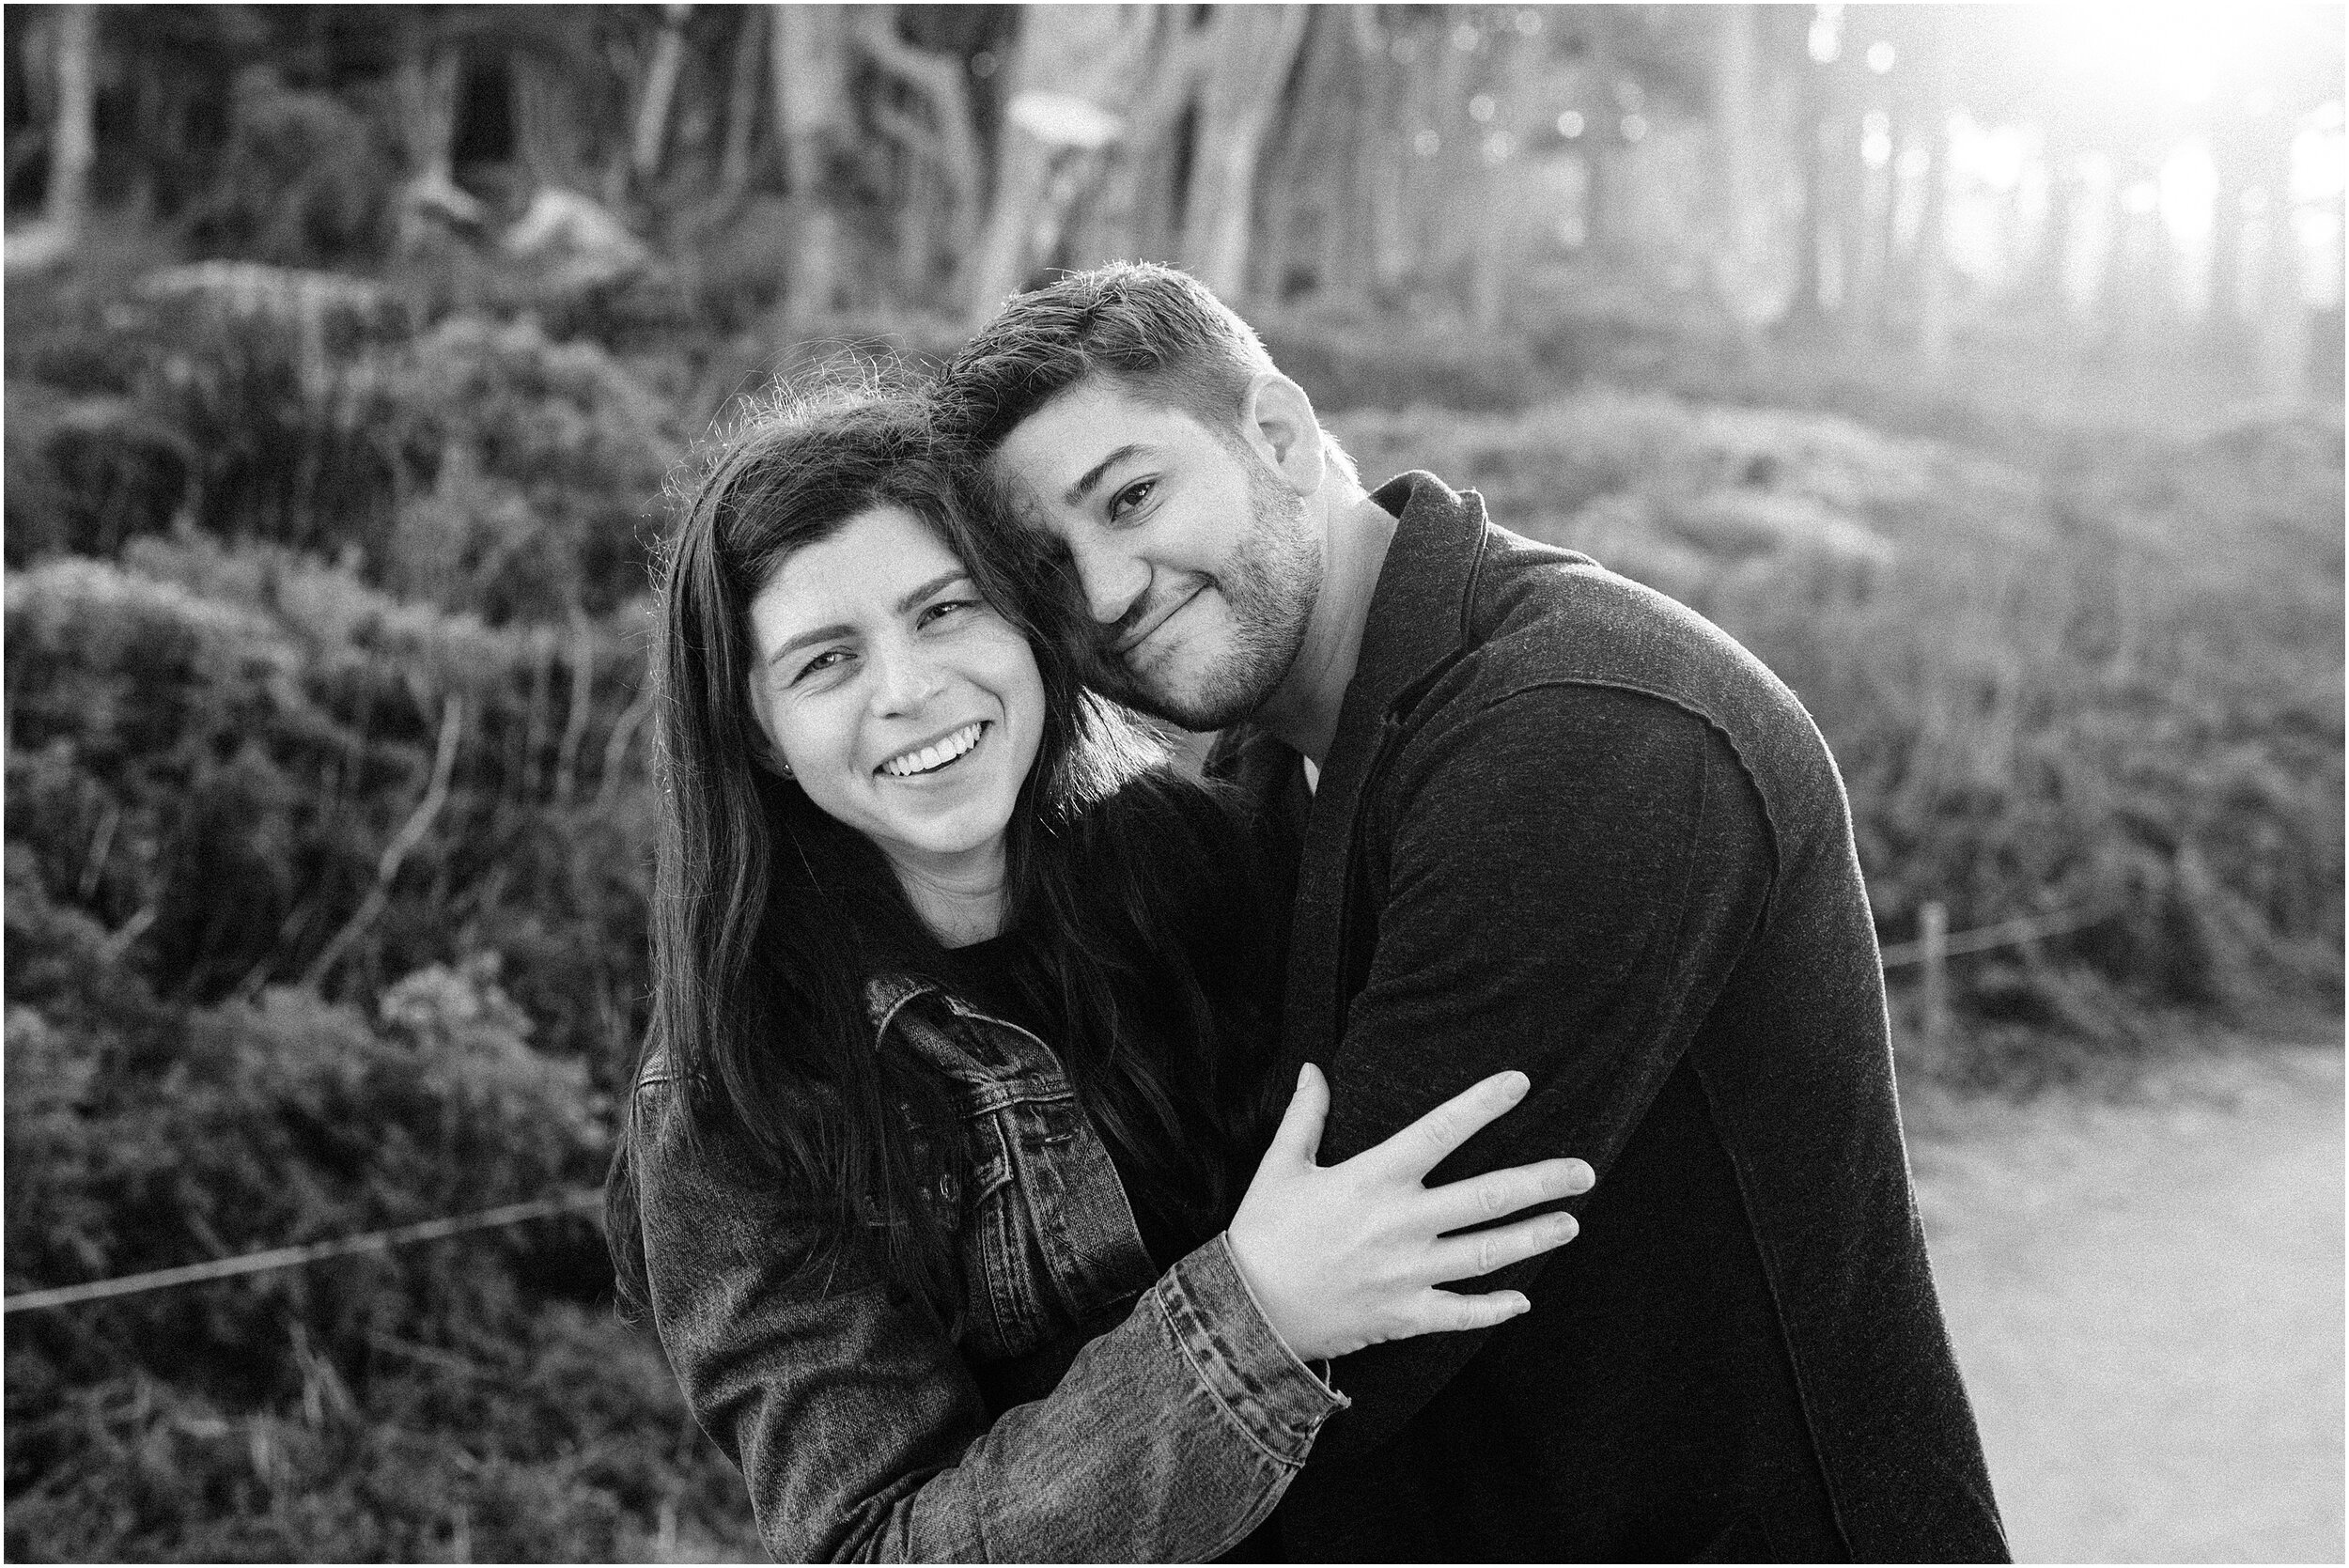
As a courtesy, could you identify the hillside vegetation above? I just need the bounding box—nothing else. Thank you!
[7,241,2340,1557]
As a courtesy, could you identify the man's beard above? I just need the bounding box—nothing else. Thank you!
[1102,462,1318,734]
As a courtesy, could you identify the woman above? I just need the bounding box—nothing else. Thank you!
[606,380,1591,1560]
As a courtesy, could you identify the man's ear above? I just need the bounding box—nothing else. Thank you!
[1240,372,1327,497]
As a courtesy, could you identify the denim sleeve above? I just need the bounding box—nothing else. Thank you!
[630,1080,1346,1562]
[1306,683,1775,1460]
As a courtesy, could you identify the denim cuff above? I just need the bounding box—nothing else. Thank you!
[1156,1232,1350,1467]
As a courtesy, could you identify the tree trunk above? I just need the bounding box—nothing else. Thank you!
[1913,85,1954,365]
[1178,5,1310,300]
[2249,127,2309,394]
[854,8,986,268]
[717,8,765,202]
[1250,6,1360,301]
[772,4,853,316]
[2024,132,2081,323]
[509,42,595,194]
[959,5,1157,323]
[1798,50,1856,332]
[1706,5,1779,331]
[44,4,96,238]
[631,4,693,182]
[1070,8,1206,270]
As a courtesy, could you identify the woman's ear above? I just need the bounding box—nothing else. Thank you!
[743,714,797,780]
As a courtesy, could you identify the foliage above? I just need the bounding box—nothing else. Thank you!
[5,257,679,620]
[178,71,403,267]
[5,540,656,1069]
[6,2,2341,1536]
[2,938,753,1561]
[381,314,681,618]
[1332,389,2344,1079]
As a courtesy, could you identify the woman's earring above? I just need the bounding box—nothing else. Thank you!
[778,761,794,778]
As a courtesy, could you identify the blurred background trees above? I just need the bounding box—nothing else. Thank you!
[8,5,2340,375]
[4,4,2341,1560]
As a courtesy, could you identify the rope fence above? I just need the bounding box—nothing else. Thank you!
[1881,899,2113,1057]
[4,903,2109,1317]
[1878,902,2112,969]
[3,1188,602,1315]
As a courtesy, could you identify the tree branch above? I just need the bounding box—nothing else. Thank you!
[301,694,465,992]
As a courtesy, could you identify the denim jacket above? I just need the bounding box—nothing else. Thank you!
[629,972,1347,1562]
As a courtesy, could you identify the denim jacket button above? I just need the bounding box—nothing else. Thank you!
[937,1172,959,1203]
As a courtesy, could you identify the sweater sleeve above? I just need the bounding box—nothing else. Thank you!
[1306,680,1776,1460]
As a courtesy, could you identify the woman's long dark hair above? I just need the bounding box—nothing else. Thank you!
[606,375,1280,1323]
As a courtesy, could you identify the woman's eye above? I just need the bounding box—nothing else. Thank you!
[1108,478,1155,521]
[919,598,980,629]
[792,648,849,683]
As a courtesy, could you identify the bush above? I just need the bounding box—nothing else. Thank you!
[5,541,656,1069]
[381,314,681,619]
[177,71,401,268]
[4,874,756,1561]
[1330,391,2345,1063]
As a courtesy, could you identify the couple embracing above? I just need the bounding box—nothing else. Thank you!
[606,264,2009,1563]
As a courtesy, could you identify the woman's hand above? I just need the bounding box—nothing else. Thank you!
[1225,1063,1594,1361]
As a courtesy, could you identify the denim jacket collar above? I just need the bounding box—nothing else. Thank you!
[863,972,935,1043]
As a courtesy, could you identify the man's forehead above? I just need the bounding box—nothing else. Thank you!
[991,379,1198,481]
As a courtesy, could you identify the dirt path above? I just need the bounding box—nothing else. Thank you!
[1906,1047,2343,1564]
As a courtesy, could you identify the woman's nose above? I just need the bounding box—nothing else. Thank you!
[868,641,945,716]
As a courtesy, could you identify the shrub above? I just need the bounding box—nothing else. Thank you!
[381,315,681,618]
[1330,391,2345,1060]
[5,542,655,1070]
[177,72,401,268]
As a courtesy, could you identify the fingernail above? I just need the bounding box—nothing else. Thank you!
[1502,1070,1530,1098]
[1510,1294,1532,1314]
[1299,1063,1315,1088]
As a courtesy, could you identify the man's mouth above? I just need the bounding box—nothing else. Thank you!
[878,721,988,779]
[1112,586,1206,662]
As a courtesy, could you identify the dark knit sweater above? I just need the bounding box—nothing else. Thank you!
[1208,473,2009,1562]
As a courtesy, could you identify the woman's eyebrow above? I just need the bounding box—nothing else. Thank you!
[894,569,971,615]
[766,622,853,666]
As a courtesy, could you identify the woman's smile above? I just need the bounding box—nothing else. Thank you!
[743,504,1047,896]
[878,719,990,779]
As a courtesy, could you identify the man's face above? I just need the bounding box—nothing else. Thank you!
[986,378,1320,731]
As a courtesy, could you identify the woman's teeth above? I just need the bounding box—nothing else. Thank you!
[879,722,986,778]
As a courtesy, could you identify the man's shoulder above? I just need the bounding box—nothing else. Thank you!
[1374,510,1843,845]
[1445,520,1795,724]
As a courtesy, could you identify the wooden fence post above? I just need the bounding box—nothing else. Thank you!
[1920,900,1950,1056]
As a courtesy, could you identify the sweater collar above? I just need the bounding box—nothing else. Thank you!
[1306,471,1487,810]
[1350,471,1487,717]
[1275,471,1488,1070]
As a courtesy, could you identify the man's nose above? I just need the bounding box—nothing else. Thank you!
[1068,536,1150,629]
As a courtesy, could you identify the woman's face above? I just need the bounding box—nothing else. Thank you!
[744,504,1047,885]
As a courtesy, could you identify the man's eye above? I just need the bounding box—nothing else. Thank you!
[1108,478,1155,521]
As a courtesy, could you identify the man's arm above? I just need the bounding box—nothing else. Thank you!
[1309,680,1777,1458]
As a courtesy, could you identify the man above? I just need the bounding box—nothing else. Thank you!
[933,263,2007,1562]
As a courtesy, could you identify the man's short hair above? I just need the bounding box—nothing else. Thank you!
[935,261,1357,484]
